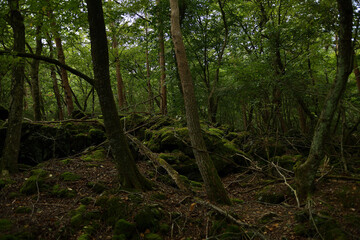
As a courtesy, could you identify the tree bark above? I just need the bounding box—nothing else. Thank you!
[295,0,353,202]
[86,0,151,190]
[48,9,74,116]
[1,0,25,173]
[170,0,231,205]
[30,25,43,121]
[111,27,127,109]
[157,0,167,115]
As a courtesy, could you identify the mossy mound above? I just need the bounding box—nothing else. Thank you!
[20,169,51,195]
[87,182,107,193]
[0,121,106,166]
[81,149,106,162]
[294,211,347,239]
[256,185,286,204]
[113,219,136,239]
[210,220,247,239]
[335,185,360,209]
[60,172,81,181]
[270,154,302,172]
[145,125,249,180]
[95,196,129,225]
[134,206,163,232]
[51,184,76,198]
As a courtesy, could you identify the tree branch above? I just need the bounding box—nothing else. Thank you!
[0,50,94,86]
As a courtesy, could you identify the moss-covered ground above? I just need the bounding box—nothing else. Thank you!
[0,115,359,240]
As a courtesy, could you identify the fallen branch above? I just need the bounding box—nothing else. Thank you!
[126,133,191,193]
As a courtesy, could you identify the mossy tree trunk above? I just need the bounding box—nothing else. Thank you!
[157,0,167,115]
[170,0,231,205]
[86,0,151,190]
[1,0,25,174]
[295,0,353,202]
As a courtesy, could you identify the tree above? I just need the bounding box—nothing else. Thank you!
[1,0,25,174]
[170,0,231,205]
[157,0,167,115]
[86,0,151,190]
[294,0,353,202]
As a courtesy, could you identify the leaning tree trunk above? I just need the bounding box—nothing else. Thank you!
[295,0,353,202]
[1,0,25,174]
[86,0,151,190]
[170,0,231,205]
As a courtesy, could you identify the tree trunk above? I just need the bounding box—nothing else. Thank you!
[170,0,231,205]
[111,27,127,109]
[48,10,74,116]
[295,0,353,202]
[1,0,25,174]
[86,0,151,190]
[30,25,43,121]
[353,54,360,94]
[157,0,167,115]
[145,18,154,112]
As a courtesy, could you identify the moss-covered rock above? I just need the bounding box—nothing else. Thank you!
[134,206,163,232]
[51,184,76,198]
[81,149,106,162]
[60,172,81,181]
[270,155,302,171]
[95,196,128,225]
[0,219,12,232]
[256,185,286,204]
[113,219,136,238]
[15,206,32,214]
[144,233,162,240]
[87,182,107,194]
[89,128,106,144]
[20,169,50,195]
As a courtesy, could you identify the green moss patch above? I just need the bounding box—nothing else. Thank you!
[20,169,50,195]
[95,196,128,225]
[15,206,32,214]
[60,172,81,181]
[134,206,163,232]
[87,182,107,194]
[113,219,136,238]
[51,184,76,198]
[0,219,12,232]
[81,149,106,162]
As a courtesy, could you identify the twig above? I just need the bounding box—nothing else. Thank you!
[271,162,300,208]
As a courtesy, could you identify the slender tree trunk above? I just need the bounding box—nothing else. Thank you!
[353,54,360,94]
[86,0,151,190]
[157,0,167,115]
[1,0,25,174]
[111,27,127,109]
[170,0,231,205]
[48,10,74,116]
[48,37,64,120]
[145,19,154,112]
[30,25,43,121]
[295,0,353,201]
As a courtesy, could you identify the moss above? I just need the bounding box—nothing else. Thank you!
[271,155,302,171]
[112,234,126,240]
[231,198,244,204]
[144,233,162,240]
[0,219,12,232]
[207,128,224,139]
[258,212,278,224]
[20,169,50,195]
[77,233,90,240]
[134,206,163,232]
[80,197,95,205]
[128,193,144,204]
[0,179,7,191]
[96,196,128,225]
[256,186,285,204]
[15,206,32,214]
[336,185,360,209]
[87,182,107,193]
[60,172,81,181]
[51,185,76,198]
[150,193,167,200]
[60,159,73,164]
[113,219,136,238]
[89,128,106,144]
[159,223,170,234]
[81,149,106,162]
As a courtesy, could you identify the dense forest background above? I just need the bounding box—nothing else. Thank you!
[1,0,360,239]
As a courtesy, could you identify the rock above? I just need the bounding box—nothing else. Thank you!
[256,185,286,204]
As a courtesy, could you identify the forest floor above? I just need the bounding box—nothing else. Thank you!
[1,145,360,240]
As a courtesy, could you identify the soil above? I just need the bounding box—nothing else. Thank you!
[1,148,360,240]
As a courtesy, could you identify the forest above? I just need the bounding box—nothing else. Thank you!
[0,0,359,239]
